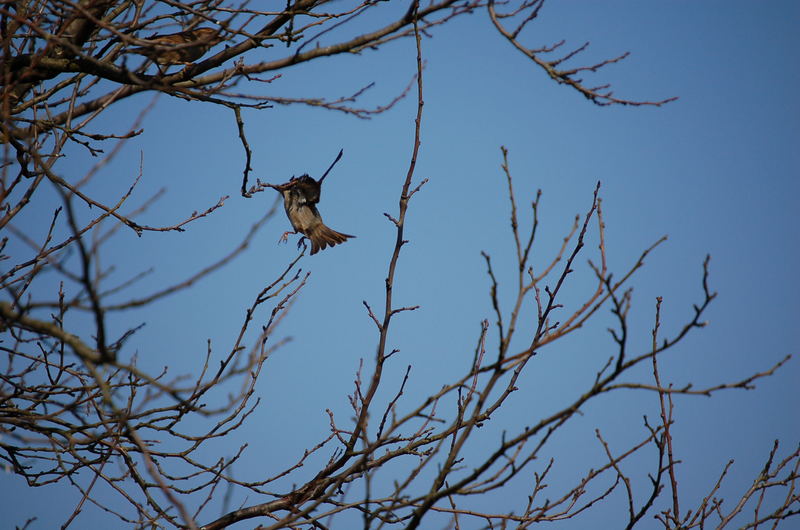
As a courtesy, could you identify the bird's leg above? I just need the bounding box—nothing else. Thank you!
[296,236,308,252]
[279,230,297,243]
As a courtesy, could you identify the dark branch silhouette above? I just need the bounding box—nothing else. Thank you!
[1,1,795,528]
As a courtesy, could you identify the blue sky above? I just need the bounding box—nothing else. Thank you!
[4,1,799,527]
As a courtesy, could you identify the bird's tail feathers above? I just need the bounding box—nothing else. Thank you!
[307,224,354,255]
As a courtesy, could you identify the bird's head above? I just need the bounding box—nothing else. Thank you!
[193,27,224,45]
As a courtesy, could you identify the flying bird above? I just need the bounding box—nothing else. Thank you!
[129,27,222,66]
[269,150,354,255]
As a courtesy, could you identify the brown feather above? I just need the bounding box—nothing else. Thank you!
[271,167,353,255]
[306,224,354,255]
[129,27,222,65]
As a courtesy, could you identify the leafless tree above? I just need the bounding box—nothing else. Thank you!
[1,1,797,528]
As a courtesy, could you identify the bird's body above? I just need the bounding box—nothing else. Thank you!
[129,27,222,65]
[272,173,353,255]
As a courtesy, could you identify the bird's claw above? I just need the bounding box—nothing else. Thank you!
[279,231,295,244]
[278,231,306,252]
